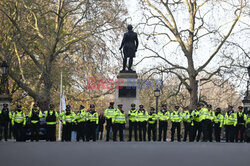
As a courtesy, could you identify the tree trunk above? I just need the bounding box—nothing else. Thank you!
[189,75,198,109]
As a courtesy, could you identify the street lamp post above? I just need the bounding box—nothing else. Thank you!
[154,88,160,114]
[242,65,250,111]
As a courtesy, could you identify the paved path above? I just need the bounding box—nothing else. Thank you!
[0,141,249,166]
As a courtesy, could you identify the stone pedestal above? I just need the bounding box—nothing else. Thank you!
[0,94,11,110]
[243,96,250,110]
[115,72,140,114]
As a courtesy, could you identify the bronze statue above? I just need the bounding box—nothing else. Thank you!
[119,25,139,72]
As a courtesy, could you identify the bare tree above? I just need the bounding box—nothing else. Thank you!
[137,0,247,108]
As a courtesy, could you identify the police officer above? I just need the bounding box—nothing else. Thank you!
[224,105,237,142]
[200,103,209,142]
[0,104,11,141]
[170,106,182,142]
[137,105,148,141]
[12,105,26,142]
[87,104,98,142]
[62,105,76,142]
[128,103,138,141]
[191,104,202,142]
[206,105,214,142]
[235,106,247,142]
[158,104,170,142]
[104,102,116,142]
[182,106,191,142]
[60,109,66,142]
[147,107,157,141]
[213,108,224,142]
[112,104,126,141]
[28,104,42,142]
[76,105,87,142]
[45,104,58,141]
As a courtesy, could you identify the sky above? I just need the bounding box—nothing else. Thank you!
[123,0,250,96]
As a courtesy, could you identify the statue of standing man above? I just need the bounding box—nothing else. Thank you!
[119,25,139,73]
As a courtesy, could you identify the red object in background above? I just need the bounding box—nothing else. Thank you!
[238,130,241,139]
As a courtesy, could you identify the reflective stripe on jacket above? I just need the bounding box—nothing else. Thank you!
[104,108,116,120]
[213,114,224,128]
[12,111,26,125]
[170,111,182,122]
[224,112,237,126]
[112,109,126,124]
[158,110,170,121]
[137,110,148,122]
[76,109,87,122]
[128,109,138,122]
[148,113,158,124]
[87,111,98,124]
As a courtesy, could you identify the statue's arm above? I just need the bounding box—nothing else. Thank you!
[119,34,126,50]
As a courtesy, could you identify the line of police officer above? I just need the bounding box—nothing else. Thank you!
[104,102,250,142]
[1,102,250,142]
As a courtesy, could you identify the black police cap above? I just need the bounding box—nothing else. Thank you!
[118,104,123,107]
[90,104,95,108]
[207,105,212,108]
[49,104,55,108]
[66,105,71,109]
[131,103,136,107]
[17,105,22,108]
[197,103,201,107]
[175,106,180,109]
[80,105,85,109]
[3,104,8,107]
[228,105,233,109]
[162,104,167,107]
[110,102,114,105]
[33,104,38,107]
[216,108,221,112]
[238,106,243,110]
[139,105,144,108]
[150,107,155,111]
[184,106,189,110]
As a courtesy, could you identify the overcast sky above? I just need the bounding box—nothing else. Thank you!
[123,1,250,94]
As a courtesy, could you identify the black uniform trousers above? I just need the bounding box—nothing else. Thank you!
[14,123,24,142]
[213,123,221,142]
[128,120,137,141]
[77,122,86,142]
[183,122,191,142]
[113,123,124,141]
[158,121,168,141]
[202,119,213,142]
[64,123,72,142]
[225,125,235,142]
[235,124,245,142]
[106,119,112,141]
[0,121,9,141]
[207,120,213,142]
[87,121,97,142]
[46,124,56,141]
[191,121,202,142]
[148,123,156,141]
[171,122,181,141]
[138,121,147,141]
[30,123,40,141]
